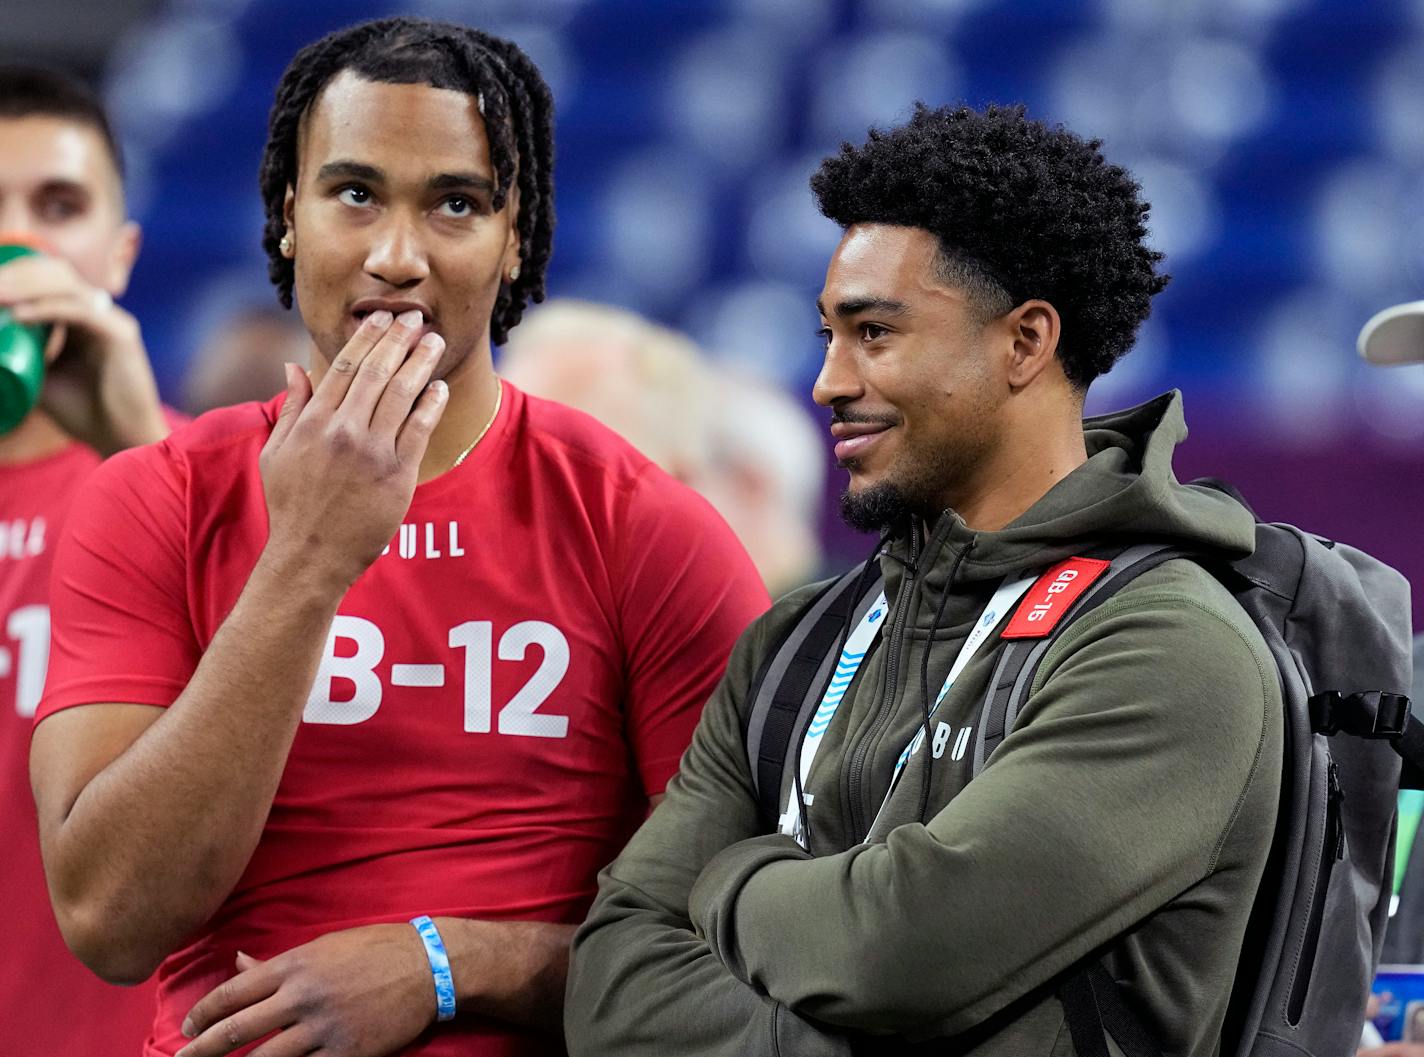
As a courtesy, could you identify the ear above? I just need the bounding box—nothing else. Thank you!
[104,220,142,297]
[1003,300,1061,390]
[282,184,297,235]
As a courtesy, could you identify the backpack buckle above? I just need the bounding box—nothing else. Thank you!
[1309,691,1411,738]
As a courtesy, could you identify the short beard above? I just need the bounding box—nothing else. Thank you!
[839,480,932,534]
[837,428,986,534]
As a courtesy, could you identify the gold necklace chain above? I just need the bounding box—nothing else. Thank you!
[452,377,504,469]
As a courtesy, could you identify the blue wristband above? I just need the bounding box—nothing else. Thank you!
[410,915,457,1022]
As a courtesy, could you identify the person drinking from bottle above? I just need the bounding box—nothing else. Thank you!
[0,63,169,1056]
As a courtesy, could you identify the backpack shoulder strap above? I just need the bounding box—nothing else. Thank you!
[973,545,1195,1057]
[743,561,886,828]
[1308,685,1424,784]
[972,543,1196,777]
[1059,963,1162,1057]
[1397,714,1424,789]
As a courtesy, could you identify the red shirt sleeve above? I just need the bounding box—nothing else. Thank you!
[37,442,198,721]
[613,467,770,797]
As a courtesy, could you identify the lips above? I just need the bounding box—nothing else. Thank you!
[833,430,889,463]
[830,417,895,464]
[352,298,432,318]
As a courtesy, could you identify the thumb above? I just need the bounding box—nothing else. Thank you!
[43,322,68,365]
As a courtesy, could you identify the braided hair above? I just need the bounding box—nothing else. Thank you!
[259,17,555,344]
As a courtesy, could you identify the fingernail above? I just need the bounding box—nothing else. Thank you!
[282,362,297,387]
[431,379,448,398]
[367,309,393,328]
[419,332,444,351]
[396,309,423,328]
[181,1017,195,1037]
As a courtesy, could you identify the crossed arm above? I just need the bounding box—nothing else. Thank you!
[566,619,854,1057]
[567,588,1279,1052]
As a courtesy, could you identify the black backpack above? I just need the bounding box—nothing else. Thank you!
[743,503,1417,1057]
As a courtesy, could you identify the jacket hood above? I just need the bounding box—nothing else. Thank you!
[881,390,1257,587]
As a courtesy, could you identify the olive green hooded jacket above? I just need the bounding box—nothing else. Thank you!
[566,392,1283,1056]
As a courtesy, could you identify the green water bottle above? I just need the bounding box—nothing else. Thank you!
[0,238,52,435]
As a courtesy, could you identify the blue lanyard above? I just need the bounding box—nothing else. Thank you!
[778,573,1037,847]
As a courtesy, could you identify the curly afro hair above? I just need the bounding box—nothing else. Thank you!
[260,17,555,345]
[811,103,1169,389]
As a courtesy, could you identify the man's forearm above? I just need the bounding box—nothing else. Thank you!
[688,601,1278,1038]
[37,323,456,984]
[433,918,574,1031]
[35,552,344,982]
[567,887,852,1057]
[562,603,855,1056]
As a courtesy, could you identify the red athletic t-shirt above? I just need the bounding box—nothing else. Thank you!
[38,382,769,1056]
[1,441,159,1055]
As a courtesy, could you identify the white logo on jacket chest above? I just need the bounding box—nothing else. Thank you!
[906,720,974,764]
[380,521,466,561]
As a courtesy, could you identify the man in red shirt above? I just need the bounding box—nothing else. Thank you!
[29,18,768,1057]
[0,64,169,1054]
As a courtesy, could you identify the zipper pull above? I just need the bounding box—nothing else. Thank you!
[1327,759,1345,860]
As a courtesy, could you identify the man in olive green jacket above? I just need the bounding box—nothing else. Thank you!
[565,103,1283,1056]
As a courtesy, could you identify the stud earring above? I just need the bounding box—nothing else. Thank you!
[279,234,293,257]
[508,264,520,282]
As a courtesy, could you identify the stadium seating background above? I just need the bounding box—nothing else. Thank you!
[10,0,1424,619]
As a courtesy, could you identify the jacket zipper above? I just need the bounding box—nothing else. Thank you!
[1287,756,1344,1024]
[847,524,922,841]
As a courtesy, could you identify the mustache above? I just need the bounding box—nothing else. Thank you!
[830,407,901,428]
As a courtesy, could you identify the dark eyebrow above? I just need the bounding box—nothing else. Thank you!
[429,172,495,195]
[34,179,92,199]
[313,161,494,197]
[816,296,911,320]
[316,160,383,184]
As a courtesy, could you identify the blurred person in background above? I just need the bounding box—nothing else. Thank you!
[181,304,312,415]
[27,18,765,1057]
[1357,298,1424,1057]
[499,298,713,483]
[501,300,825,595]
[0,63,168,1054]
[699,367,826,596]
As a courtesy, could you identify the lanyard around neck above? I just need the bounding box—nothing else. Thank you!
[778,572,1038,848]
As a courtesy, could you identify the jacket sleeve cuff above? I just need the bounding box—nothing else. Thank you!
[690,832,809,981]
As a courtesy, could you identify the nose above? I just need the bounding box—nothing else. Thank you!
[812,334,864,409]
[364,212,429,289]
[0,200,37,239]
